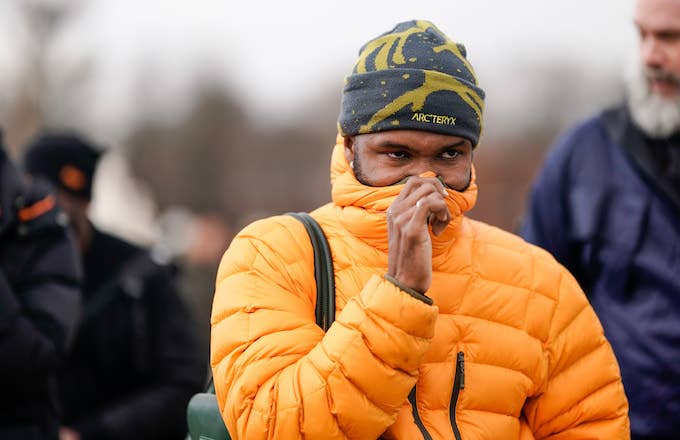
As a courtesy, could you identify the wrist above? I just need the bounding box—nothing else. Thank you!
[384,274,433,305]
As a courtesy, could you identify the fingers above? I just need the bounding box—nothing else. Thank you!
[395,175,447,202]
[411,192,450,236]
[396,178,447,210]
[389,177,451,235]
[387,176,447,294]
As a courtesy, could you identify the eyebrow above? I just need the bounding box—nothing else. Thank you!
[634,19,680,35]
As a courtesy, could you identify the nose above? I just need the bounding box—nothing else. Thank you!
[407,157,441,178]
[641,36,665,69]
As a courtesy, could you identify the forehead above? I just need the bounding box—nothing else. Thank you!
[355,130,470,151]
[635,0,680,31]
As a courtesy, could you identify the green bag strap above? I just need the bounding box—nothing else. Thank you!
[287,212,335,331]
[187,212,335,440]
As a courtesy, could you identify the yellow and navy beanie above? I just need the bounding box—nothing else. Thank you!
[23,132,102,200]
[338,20,485,146]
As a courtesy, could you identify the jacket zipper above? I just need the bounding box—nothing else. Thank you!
[449,351,465,440]
[408,386,433,440]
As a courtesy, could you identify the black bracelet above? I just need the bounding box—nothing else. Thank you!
[384,274,434,305]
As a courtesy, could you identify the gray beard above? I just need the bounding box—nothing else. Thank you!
[626,63,680,139]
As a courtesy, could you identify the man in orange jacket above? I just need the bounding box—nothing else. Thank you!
[211,20,630,439]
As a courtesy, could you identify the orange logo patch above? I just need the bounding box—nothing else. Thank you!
[59,165,87,191]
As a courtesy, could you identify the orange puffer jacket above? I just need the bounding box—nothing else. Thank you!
[211,140,630,439]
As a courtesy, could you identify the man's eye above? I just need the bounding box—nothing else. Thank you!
[387,151,408,159]
[659,31,680,42]
[441,150,460,159]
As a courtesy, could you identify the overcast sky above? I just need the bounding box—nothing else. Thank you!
[0,0,641,241]
[1,0,638,138]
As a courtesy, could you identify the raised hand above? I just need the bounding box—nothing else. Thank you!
[386,174,451,294]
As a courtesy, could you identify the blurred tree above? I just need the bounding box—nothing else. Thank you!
[126,84,336,229]
[128,87,247,220]
[2,0,86,153]
[125,84,337,353]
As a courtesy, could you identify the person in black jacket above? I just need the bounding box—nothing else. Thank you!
[23,132,206,440]
[0,133,82,439]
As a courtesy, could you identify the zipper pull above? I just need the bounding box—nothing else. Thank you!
[457,351,465,389]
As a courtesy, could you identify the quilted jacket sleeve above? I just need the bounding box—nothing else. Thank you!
[522,262,629,439]
[211,216,438,440]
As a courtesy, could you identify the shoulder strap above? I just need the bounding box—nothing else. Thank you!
[188,213,336,440]
[287,212,335,331]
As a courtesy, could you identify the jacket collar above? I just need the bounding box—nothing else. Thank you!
[329,135,477,255]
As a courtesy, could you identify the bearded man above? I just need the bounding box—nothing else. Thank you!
[522,0,680,438]
[212,20,629,439]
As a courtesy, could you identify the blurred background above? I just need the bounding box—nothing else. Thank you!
[0,0,636,352]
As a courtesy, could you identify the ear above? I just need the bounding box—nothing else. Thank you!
[343,136,355,165]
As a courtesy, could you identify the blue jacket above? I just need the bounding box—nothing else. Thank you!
[522,106,680,439]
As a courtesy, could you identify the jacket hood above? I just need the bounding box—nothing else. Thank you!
[329,134,478,254]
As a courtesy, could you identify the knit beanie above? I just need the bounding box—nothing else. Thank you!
[23,132,102,200]
[338,20,485,146]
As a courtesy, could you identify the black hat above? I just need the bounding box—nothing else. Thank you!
[23,132,102,200]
